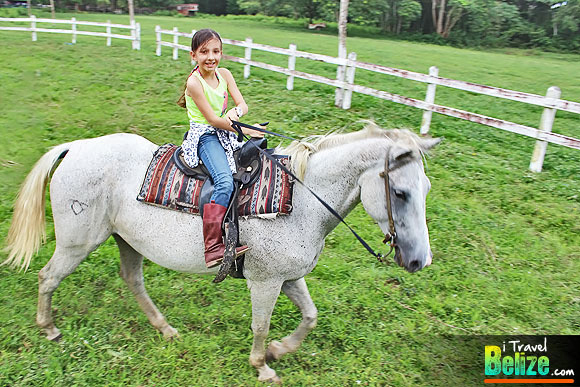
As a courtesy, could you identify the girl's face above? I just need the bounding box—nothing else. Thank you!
[191,38,222,73]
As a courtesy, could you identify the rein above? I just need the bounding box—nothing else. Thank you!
[230,121,404,266]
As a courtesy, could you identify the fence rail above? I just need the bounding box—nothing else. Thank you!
[0,16,141,49]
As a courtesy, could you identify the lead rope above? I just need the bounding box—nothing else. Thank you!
[230,121,392,263]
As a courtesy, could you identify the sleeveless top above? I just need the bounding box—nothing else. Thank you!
[185,67,228,123]
[181,67,242,173]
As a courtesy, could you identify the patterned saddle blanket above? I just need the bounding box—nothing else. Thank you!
[136,144,294,217]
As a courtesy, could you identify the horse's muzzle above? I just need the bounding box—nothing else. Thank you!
[399,250,433,273]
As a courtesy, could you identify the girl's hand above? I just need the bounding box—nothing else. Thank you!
[225,107,240,122]
[243,124,265,138]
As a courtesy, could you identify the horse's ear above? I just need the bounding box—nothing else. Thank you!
[389,145,414,163]
[419,137,443,151]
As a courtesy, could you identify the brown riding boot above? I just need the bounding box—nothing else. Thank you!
[202,201,249,268]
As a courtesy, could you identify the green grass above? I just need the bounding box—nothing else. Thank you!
[1,12,579,386]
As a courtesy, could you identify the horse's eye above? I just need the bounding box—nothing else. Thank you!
[394,190,406,200]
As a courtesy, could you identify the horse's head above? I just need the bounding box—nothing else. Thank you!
[359,135,441,273]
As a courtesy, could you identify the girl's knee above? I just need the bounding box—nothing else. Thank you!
[215,173,234,193]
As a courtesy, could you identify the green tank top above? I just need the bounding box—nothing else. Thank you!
[185,68,228,124]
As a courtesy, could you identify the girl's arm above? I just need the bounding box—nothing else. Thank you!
[220,68,248,118]
[220,69,263,138]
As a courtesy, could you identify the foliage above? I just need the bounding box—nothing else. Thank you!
[0,7,28,17]
[553,0,580,36]
[15,0,580,50]
[151,9,179,16]
[397,0,422,32]
[0,13,579,385]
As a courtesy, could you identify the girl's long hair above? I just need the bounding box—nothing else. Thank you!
[177,29,223,108]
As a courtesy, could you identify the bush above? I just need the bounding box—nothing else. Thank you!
[152,9,179,17]
[0,7,28,18]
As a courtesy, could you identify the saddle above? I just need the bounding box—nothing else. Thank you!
[172,137,270,214]
[172,137,271,282]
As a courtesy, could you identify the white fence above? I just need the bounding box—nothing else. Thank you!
[156,26,580,172]
[0,15,141,49]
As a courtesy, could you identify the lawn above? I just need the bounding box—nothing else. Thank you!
[0,11,579,386]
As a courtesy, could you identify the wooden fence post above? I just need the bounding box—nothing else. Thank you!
[31,15,37,41]
[106,20,111,46]
[335,55,347,107]
[135,22,141,50]
[244,37,252,79]
[172,27,179,60]
[335,0,348,107]
[130,20,135,49]
[420,66,439,135]
[155,25,161,56]
[286,44,296,91]
[341,51,357,109]
[71,17,76,44]
[529,86,561,172]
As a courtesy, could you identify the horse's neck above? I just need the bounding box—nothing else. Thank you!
[295,139,387,237]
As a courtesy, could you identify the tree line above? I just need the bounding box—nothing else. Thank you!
[37,0,580,51]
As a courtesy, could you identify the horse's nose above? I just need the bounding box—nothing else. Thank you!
[408,260,421,272]
[425,250,433,267]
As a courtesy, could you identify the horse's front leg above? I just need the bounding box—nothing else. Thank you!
[248,280,283,383]
[266,277,317,362]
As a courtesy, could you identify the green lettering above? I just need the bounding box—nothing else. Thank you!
[526,356,537,376]
[502,356,514,375]
[538,356,549,375]
[485,346,501,375]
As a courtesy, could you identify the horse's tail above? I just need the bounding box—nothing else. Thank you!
[3,142,73,272]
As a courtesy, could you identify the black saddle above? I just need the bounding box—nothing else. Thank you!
[172,137,271,216]
[172,137,272,283]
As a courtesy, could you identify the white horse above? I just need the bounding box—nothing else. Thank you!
[3,122,440,383]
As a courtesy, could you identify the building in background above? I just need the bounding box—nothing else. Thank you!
[176,3,198,16]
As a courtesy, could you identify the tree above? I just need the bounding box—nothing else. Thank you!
[396,0,422,33]
[461,0,524,45]
[349,0,390,29]
[431,0,469,38]
[552,0,580,36]
[348,0,421,33]
[294,0,323,23]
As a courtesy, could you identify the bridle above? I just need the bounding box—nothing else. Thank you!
[230,121,412,266]
[378,151,411,267]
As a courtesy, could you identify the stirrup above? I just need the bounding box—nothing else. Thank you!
[206,257,223,269]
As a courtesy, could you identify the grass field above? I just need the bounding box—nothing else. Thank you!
[1,11,579,386]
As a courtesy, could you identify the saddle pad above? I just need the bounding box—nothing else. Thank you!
[136,144,294,217]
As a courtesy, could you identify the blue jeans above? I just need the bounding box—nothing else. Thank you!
[198,133,234,208]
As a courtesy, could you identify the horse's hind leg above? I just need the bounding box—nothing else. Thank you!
[113,235,179,340]
[37,245,92,341]
[266,277,317,362]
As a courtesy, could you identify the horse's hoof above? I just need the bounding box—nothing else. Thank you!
[46,330,62,342]
[257,366,281,384]
[162,326,180,340]
[265,375,282,385]
[266,340,284,362]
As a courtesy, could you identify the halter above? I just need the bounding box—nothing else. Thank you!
[378,151,408,267]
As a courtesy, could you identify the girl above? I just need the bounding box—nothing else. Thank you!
[178,28,263,269]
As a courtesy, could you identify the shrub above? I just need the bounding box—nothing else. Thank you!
[0,7,28,18]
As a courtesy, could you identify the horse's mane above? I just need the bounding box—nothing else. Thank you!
[280,121,423,180]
